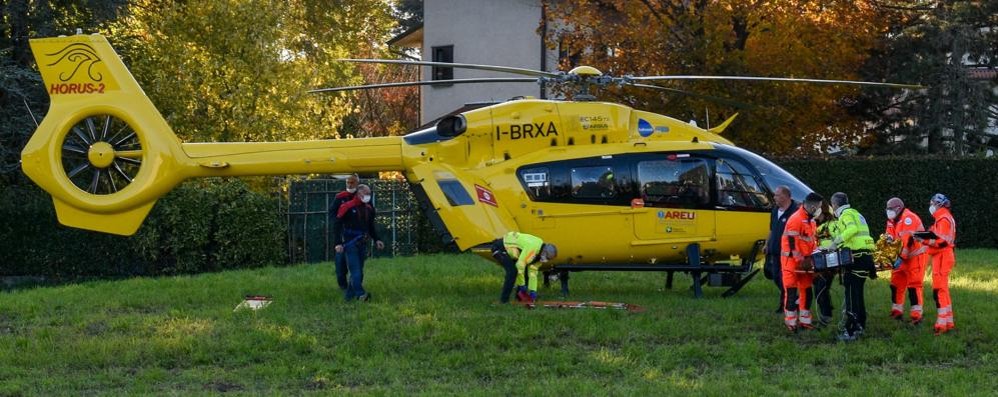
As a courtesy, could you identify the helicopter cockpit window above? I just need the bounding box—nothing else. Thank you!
[637,158,710,207]
[571,166,617,199]
[715,158,771,209]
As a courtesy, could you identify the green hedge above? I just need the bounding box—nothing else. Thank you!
[0,179,285,279]
[3,157,994,280]
[779,157,998,248]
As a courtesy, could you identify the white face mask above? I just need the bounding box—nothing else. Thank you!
[886,209,898,220]
[360,195,371,204]
[929,205,938,215]
[539,255,548,263]
[811,207,821,217]
[346,187,357,194]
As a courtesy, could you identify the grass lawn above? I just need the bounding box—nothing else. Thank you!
[1,249,996,395]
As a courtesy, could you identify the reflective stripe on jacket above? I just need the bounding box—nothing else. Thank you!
[926,207,956,255]
[503,231,544,268]
[833,206,875,251]
[886,208,926,260]
[781,206,817,263]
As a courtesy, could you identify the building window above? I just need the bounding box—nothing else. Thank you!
[431,45,454,81]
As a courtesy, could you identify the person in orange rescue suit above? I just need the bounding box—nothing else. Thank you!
[915,193,957,335]
[885,197,928,324]
[781,192,824,332]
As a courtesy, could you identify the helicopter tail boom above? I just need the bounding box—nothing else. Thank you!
[23,34,406,236]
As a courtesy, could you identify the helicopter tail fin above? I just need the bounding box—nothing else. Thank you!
[23,34,186,235]
[708,113,739,135]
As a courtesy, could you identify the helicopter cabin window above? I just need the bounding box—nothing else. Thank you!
[715,158,771,210]
[519,167,552,199]
[571,166,618,199]
[431,45,454,81]
[437,180,474,206]
[637,156,710,207]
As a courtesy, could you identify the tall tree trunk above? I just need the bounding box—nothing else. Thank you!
[8,0,30,67]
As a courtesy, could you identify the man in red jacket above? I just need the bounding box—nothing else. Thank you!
[333,184,385,302]
[781,192,823,332]
[916,193,957,335]
[329,174,360,291]
[885,197,928,324]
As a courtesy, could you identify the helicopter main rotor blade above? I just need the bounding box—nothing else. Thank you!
[631,75,922,89]
[336,59,561,78]
[309,77,539,93]
[628,83,756,110]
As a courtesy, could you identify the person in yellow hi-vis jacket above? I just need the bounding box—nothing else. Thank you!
[496,231,557,303]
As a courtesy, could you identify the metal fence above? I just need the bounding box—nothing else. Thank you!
[284,177,427,263]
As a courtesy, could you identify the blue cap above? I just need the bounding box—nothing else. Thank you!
[931,193,950,208]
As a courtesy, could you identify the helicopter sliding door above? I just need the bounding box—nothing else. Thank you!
[629,153,717,261]
[514,155,634,263]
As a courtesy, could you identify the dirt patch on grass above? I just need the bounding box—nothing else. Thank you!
[0,312,16,335]
[203,381,244,393]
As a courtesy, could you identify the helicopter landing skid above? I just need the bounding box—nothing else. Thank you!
[514,300,645,313]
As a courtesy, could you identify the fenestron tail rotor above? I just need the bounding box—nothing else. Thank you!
[60,114,143,195]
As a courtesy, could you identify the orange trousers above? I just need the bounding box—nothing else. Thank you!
[930,249,956,331]
[782,266,814,329]
[890,256,926,320]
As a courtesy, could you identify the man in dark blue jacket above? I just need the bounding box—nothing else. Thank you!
[333,184,385,302]
[329,174,359,291]
[765,185,798,313]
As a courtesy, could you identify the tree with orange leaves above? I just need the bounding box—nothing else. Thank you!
[545,0,894,155]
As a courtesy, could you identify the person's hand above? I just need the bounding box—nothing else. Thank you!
[892,258,902,269]
[820,241,836,251]
[334,244,344,253]
[375,240,385,250]
[800,257,814,271]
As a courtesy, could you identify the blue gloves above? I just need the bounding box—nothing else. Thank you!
[892,258,903,269]
[528,291,537,302]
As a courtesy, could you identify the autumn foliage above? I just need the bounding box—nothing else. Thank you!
[545,0,895,155]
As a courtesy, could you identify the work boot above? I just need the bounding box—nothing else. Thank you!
[818,316,833,327]
[359,293,371,302]
[837,332,857,342]
[890,310,903,320]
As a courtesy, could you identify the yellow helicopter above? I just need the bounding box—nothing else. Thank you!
[22,34,918,297]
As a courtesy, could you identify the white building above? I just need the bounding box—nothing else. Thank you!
[389,0,558,125]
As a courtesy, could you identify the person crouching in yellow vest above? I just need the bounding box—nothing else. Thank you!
[490,231,558,303]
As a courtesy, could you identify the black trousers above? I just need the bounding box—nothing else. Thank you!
[490,239,518,303]
[766,253,785,310]
[814,272,836,319]
[842,254,874,335]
